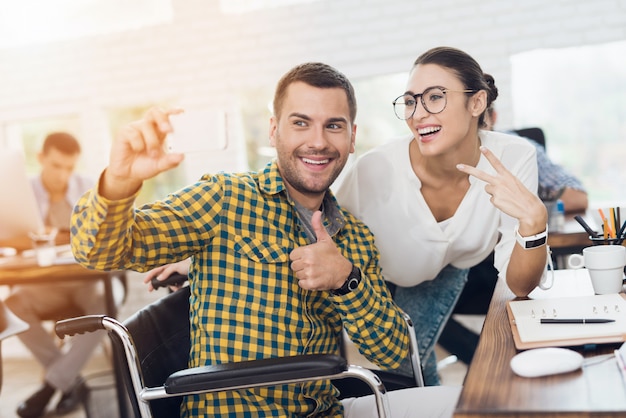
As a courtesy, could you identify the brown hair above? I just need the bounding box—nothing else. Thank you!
[272,62,357,123]
[42,132,81,155]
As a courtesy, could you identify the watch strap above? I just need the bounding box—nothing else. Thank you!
[331,265,361,296]
[515,224,548,249]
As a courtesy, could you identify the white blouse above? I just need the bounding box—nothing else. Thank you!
[333,130,538,287]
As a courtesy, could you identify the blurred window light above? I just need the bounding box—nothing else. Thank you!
[220,0,320,14]
[0,0,173,49]
[511,40,626,204]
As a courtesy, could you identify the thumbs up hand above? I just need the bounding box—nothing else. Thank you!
[289,211,353,291]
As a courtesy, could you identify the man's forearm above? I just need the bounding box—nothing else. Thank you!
[70,188,137,271]
[100,168,143,201]
[561,188,588,213]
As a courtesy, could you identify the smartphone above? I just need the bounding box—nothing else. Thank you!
[166,110,228,154]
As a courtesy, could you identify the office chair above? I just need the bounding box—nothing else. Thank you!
[512,127,546,149]
[56,285,423,418]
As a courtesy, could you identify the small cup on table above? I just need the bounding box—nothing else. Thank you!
[568,245,626,294]
[28,227,58,267]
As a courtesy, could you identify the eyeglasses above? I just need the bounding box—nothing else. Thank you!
[392,86,477,120]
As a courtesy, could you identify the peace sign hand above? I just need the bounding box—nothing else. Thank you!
[456,146,547,233]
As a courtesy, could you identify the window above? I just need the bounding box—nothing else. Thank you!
[352,72,409,155]
[511,40,626,205]
[107,105,187,205]
[1,115,82,174]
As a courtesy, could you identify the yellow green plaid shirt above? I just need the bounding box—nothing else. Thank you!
[71,161,408,417]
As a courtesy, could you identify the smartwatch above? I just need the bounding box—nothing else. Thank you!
[331,265,361,296]
[515,224,548,249]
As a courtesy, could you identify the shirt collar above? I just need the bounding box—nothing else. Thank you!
[258,160,346,237]
[257,159,286,196]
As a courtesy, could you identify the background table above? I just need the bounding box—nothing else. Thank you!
[0,256,122,317]
[548,212,596,269]
[0,254,127,417]
[454,271,626,418]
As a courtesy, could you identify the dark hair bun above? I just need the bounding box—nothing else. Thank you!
[483,73,499,103]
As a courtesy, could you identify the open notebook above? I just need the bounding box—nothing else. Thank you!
[507,269,626,349]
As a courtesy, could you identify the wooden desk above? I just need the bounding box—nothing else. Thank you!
[0,256,120,318]
[454,274,626,417]
[0,254,127,418]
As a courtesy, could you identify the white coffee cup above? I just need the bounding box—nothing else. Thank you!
[567,245,626,294]
[29,228,58,267]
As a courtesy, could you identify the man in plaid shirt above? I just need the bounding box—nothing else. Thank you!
[71,63,459,417]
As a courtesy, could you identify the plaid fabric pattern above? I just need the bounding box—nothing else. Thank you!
[72,161,408,417]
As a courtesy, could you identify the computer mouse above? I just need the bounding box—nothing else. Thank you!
[510,347,583,378]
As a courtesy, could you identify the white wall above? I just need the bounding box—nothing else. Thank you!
[1,0,625,176]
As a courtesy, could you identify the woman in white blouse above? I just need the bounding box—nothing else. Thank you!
[335,46,549,385]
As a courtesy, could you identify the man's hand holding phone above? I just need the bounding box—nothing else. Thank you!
[102,107,185,200]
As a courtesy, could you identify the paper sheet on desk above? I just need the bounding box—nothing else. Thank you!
[528,269,595,299]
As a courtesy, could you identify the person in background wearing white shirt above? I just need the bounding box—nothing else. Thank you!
[334,46,549,385]
[4,132,103,418]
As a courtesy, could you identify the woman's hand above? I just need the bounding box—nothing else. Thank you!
[456,146,547,235]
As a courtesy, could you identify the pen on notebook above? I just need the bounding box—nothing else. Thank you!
[540,318,616,324]
[574,215,598,238]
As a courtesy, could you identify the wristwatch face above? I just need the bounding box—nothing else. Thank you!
[346,276,360,291]
[332,266,361,295]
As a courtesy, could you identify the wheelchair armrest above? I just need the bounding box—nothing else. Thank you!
[55,314,108,339]
[164,354,347,394]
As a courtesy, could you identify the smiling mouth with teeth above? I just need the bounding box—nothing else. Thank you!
[302,157,330,165]
[418,126,441,137]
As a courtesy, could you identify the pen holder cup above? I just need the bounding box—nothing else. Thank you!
[589,235,625,246]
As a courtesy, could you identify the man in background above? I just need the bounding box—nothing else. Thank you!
[4,132,104,418]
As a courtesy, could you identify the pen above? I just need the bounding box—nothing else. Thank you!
[574,215,598,238]
[540,318,615,324]
[617,221,626,245]
[610,207,617,239]
[598,208,614,238]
